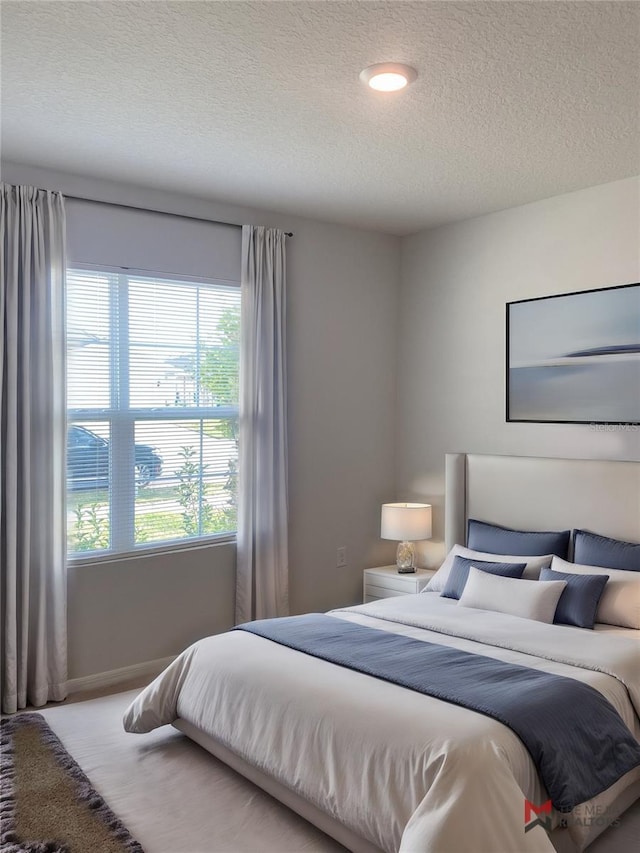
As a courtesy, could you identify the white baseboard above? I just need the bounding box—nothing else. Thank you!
[66,655,176,695]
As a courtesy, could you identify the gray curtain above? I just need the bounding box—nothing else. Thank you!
[236,226,289,623]
[1,183,67,713]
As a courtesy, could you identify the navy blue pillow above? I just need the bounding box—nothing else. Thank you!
[441,556,527,600]
[539,567,609,629]
[573,529,640,572]
[467,519,570,559]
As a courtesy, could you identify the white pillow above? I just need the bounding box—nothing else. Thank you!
[551,556,640,630]
[458,567,566,623]
[426,544,553,592]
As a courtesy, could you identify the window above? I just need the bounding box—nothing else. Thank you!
[66,268,240,557]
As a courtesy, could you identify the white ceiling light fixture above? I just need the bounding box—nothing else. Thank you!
[360,62,417,92]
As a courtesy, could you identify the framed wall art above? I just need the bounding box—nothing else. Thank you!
[506,282,640,424]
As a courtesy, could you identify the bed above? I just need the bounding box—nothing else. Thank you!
[124,453,640,853]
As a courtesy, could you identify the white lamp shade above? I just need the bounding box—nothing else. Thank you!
[381,503,432,542]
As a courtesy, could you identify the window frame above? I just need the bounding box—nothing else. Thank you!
[66,264,240,564]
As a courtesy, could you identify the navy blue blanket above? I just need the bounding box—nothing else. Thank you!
[236,614,640,811]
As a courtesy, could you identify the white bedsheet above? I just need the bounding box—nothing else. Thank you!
[123,595,640,853]
[593,623,640,640]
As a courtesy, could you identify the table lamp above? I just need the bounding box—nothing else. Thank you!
[381,502,432,573]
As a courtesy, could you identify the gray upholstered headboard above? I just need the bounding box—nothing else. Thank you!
[445,453,640,552]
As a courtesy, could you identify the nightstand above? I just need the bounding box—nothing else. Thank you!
[363,565,436,603]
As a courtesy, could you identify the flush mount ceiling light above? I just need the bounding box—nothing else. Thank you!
[359,62,417,92]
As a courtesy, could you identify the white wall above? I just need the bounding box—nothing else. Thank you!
[398,176,640,569]
[7,161,637,677]
[2,162,399,678]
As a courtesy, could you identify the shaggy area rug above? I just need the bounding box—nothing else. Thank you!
[1,713,144,853]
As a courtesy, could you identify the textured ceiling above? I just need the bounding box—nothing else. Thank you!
[2,1,639,234]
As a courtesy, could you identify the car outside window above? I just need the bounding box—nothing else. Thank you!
[66,268,240,557]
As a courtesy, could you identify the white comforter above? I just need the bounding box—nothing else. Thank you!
[123,595,640,853]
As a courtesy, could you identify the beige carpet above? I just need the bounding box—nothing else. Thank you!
[36,689,640,853]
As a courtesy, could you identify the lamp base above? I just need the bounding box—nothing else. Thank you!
[396,541,416,573]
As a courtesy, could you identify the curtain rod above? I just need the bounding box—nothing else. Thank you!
[64,194,293,237]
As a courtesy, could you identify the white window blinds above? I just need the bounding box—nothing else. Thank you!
[66,268,240,556]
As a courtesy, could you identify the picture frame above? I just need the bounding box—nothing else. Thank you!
[506,282,640,425]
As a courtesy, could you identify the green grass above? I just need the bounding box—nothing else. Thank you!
[67,481,225,509]
[134,508,235,543]
[67,489,109,508]
[135,511,186,543]
[182,420,238,440]
[69,501,236,553]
